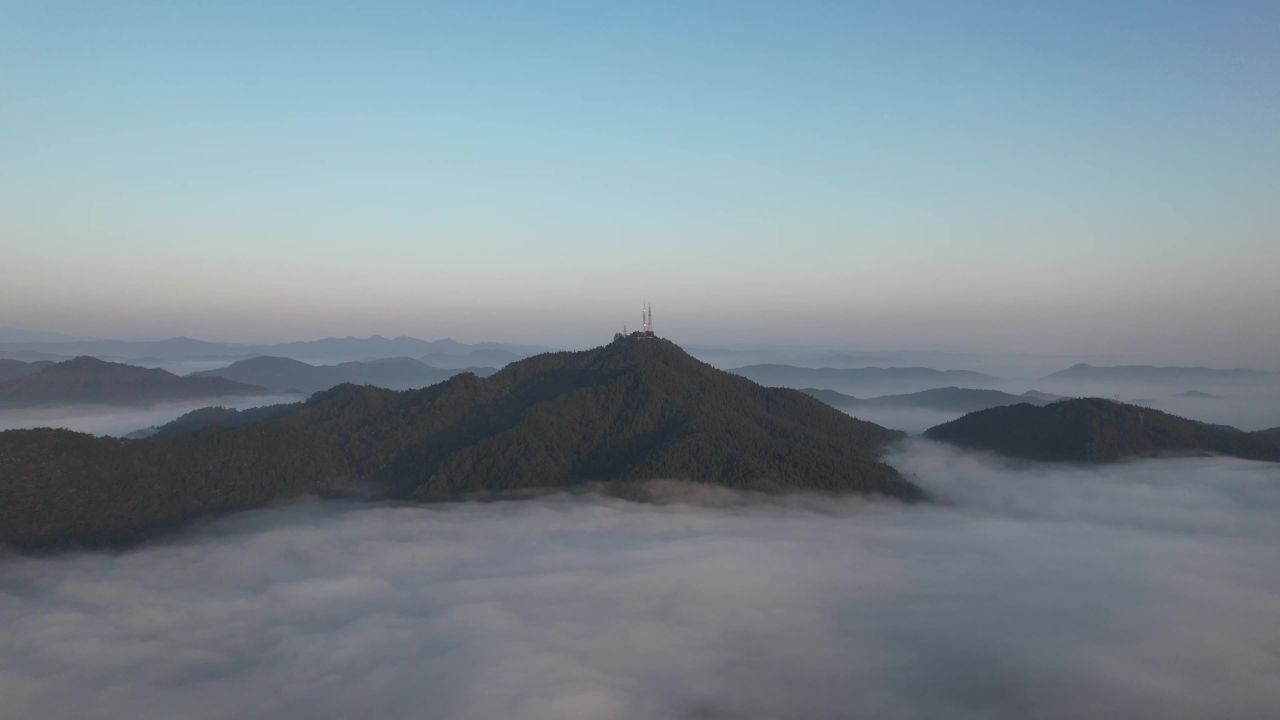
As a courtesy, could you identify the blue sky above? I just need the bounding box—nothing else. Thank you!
[2,1,1278,359]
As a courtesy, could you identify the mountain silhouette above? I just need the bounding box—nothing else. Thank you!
[1044,364,1274,384]
[0,337,923,549]
[0,357,266,407]
[193,355,494,393]
[924,398,1280,463]
[803,386,1063,413]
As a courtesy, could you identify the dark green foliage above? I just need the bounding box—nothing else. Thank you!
[925,398,1280,463]
[0,338,922,549]
[131,403,298,438]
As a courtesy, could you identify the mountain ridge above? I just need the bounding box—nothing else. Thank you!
[924,398,1280,463]
[0,337,924,549]
[0,357,267,407]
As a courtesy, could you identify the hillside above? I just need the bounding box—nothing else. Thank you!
[128,403,297,438]
[0,337,923,548]
[0,357,266,407]
[0,358,54,383]
[193,355,492,393]
[803,386,1061,413]
[1044,364,1274,383]
[925,398,1280,463]
[731,364,998,390]
[1254,427,1280,442]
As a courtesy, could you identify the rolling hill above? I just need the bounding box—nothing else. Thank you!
[0,357,267,407]
[803,386,1064,413]
[193,355,494,393]
[924,398,1280,463]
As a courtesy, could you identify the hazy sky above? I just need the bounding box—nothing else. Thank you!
[2,1,1278,358]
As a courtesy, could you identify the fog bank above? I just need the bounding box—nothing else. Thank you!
[0,395,300,437]
[2,441,1278,719]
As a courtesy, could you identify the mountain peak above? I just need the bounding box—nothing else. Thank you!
[1,338,923,548]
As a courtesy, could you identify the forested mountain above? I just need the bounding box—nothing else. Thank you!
[0,337,922,549]
[128,403,297,438]
[925,398,1280,463]
[0,357,266,407]
[193,355,494,393]
[803,386,1063,413]
[1044,364,1275,383]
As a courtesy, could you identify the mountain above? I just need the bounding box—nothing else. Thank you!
[801,386,1065,413]
[1253,427,1280,442]
[1020,389,1068,403]
[0,357,267,407]
[128,403,297,438]
[731,364,999,389]
[924,398,1280,463]
[193,356,494,393]
[1044,364,1275,384]
[1174,390,1223,399]
[0,358,54,383]
[0,337,923,549]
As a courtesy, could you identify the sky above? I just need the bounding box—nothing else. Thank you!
[2,1,1278,360]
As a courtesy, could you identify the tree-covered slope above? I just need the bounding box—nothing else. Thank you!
[0,337,923,549]
[924,398,1280,463]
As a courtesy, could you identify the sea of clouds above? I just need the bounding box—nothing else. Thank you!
[2,440,1279,719]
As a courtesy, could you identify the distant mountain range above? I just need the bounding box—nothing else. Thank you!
[193,356,496,393]
[0,357,267,407]
[0,334,547,366]
[1044,364,1276,383]
[925,398,1280,463]
[731,365,999,389]
[802,386,1067,413]
[1174,390,1223,399]
[0,337,923,549]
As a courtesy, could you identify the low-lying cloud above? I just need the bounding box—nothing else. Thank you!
[2,441,1279,719]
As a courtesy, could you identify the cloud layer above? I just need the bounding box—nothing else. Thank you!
[3,441,1279,719]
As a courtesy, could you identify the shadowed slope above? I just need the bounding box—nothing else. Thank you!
[925,398,1280,463]
[0,337,922,549]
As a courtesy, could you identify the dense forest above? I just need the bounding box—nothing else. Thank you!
[925,398,1280,463]
[0,337,922,549]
